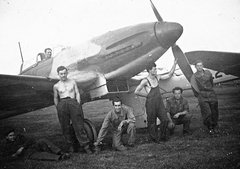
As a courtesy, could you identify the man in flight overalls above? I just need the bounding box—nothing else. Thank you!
[134,59,178,142]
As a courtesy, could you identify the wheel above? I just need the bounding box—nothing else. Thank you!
[83,118,97,143]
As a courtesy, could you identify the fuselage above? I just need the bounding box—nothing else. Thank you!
[21,21,183,91]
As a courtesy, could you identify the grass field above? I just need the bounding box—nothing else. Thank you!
[0,84,240,169]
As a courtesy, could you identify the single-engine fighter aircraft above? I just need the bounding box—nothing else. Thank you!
[0,0,239,142]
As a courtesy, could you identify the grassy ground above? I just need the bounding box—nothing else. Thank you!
[0,84,240,169]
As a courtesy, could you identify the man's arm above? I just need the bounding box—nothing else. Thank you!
[173,99,189,118]
[134,79,148,97]
[209,71,214,87]
[125,105,136,123]
[157,59,178,80]
[166,100,174,127]
[73,80,81,104]
[117,105,136,131]
[94,112,111,145]
[53,85,59,106]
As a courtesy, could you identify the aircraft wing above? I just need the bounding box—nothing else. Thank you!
[0,74,59,119]
[185,51,240,77]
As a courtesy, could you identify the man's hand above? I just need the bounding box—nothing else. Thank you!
[11,153,18,157]
[117,121,124,131]
[174,58,178,64]
[118,120,129,131]
[173,113,180,119]
[16,147,24,155]
[168,121,175,129]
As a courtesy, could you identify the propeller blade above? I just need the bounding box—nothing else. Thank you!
[149,0,163,22]
[172,44,200,93]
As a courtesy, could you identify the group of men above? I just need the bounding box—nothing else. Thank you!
[0,54,219,161]
[52,57,219,153]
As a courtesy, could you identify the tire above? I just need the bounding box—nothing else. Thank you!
[83,118,97,143]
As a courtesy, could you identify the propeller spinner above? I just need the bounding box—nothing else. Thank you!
[149,0,199,93]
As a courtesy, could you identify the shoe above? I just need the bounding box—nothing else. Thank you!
[68,146,75,153]
[93,146,101,154]
[84,145,93,154]
[59,153,70,160]
[169,130,174,135]
[159,137,168,142]
[127,143,135,147]
[116,145,128,151]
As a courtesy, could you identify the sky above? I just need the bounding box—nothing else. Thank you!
[0,0,240,75]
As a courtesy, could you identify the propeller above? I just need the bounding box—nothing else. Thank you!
[149,0,200,93]
[149,0,163,22]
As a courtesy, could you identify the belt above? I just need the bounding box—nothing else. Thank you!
[60,97,72,100]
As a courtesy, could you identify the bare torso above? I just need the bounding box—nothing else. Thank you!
[55,79,76,99]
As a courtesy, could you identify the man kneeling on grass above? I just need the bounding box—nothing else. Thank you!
[94,98,136,152]
[166,87,192,136]
[0,128,70,161]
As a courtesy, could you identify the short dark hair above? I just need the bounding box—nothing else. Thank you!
[146,63,157,72]
[4,128,15,137]
[44,48,52,53]
[57,66,67,73]
[112,97,122,105]
[194,60,203,66]
[172,87,183,93]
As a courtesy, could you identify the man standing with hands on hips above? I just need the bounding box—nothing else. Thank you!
[53,66,92,154]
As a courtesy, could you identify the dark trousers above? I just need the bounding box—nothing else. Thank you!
[168,114,192,133]
[112,123,136,149]
[199,100,219,129]
[26,139,61,161]
[146,87,169,141]
[57,98,90,147]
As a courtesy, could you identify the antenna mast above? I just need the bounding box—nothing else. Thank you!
[18,42,24,73]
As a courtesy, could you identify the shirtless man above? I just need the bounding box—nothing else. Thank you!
[53,66,92,154]
[134,59,178,142]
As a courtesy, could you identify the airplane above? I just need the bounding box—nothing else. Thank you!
[0,0,239,142]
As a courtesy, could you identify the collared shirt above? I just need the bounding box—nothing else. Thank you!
[194,69,214,91]
[96,105,135,144]
[194,69,218,102]
[166,96,189,117]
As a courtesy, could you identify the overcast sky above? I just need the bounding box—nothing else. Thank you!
[0,0,240,74]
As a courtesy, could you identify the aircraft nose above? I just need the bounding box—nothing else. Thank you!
[154,22,183,49]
